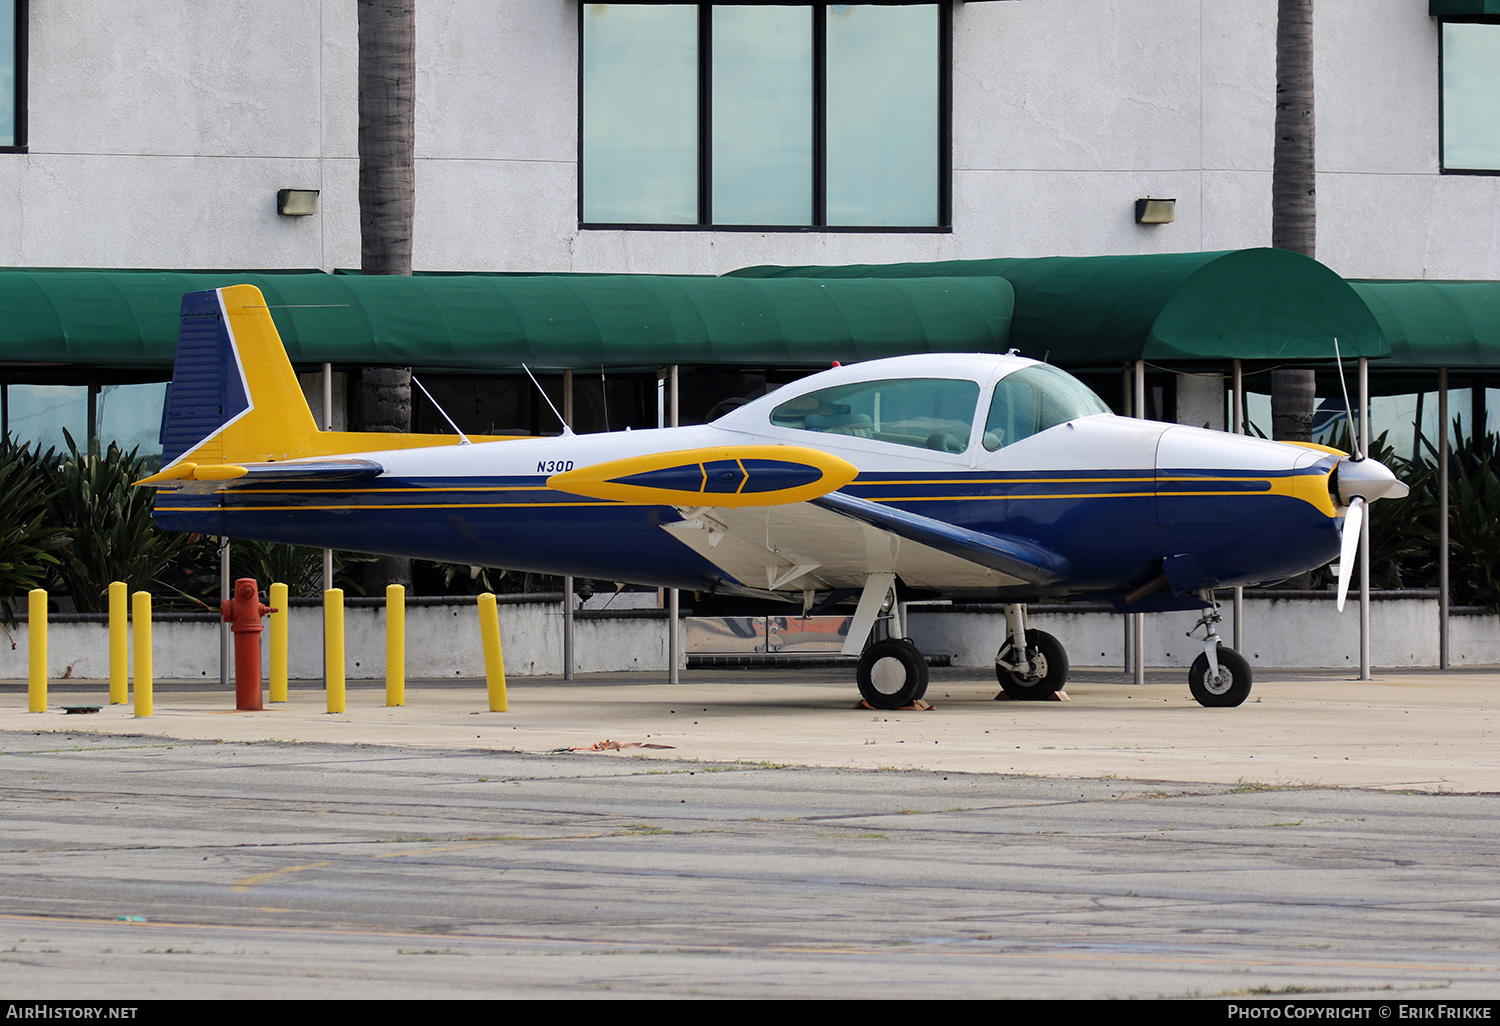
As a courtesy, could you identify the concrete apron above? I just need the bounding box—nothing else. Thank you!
[3,666,1497,794]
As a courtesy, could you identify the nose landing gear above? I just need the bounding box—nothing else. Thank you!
[1186,596,1252,707]
[994,603,1069,700]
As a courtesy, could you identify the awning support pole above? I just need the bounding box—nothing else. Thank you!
[1132,360,1146,686]
[1231,359,1244,653]
[669,364,681,685]
[1359,357,1371,681]
[1439,368,1450,670]
[563,369,575,681]
[219,536,230,688]
[322,363,334,689]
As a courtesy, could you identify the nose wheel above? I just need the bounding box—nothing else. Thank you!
[1189,647,1252,707]
[995,628,1069,700]
[1186,595,1252,707]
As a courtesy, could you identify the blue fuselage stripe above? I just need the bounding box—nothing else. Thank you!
[152,468,1339,595]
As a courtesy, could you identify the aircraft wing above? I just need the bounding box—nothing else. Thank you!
[662,495,1069,594]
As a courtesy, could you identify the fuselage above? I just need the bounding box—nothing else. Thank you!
[152,353,1344,604]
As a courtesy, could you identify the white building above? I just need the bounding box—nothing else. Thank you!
[2,0,1497,280]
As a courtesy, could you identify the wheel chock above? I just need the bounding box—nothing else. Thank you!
[994,690,1070,702]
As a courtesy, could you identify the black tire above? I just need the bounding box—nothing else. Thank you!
[995,629,1068,700]
[857,639,929,709]
[1189,647,1252,707]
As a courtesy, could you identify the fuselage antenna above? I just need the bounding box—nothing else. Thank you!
[410,374,472,445]
[600,365,610,433]
[1332,336,1362,461]
[522,364,575,437]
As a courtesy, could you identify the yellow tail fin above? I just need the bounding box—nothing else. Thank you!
[158,284,511,471]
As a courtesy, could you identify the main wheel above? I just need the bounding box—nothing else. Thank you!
[995,629,1068,700]
[1188,647,1252,707]
[857,639,929,709]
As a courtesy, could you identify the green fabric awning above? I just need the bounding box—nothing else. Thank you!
[730,248,1391,364]
[0,269,1014,373]
[1328,279,1500,394]
[1350,280,1500,368]
[1430,0,1500,16]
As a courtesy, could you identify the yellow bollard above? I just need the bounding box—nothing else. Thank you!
[27,589,47,712]
[108,582,129,705]
[269,582,289,703]
[478,592,507,712]
[324,588,345,713]
[386,584,405,707]
[132,591,153,718]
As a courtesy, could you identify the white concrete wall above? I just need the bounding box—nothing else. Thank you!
[908,598,1499,670]
[5,597,1494,686]
[2,1,1494,280]
[0,599,677,684]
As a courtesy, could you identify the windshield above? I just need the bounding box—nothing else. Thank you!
[982,364,1109,451]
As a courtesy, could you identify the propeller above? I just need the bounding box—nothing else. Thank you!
[1331,456,1408,612]
[1335,494,1364,612]
[1328,336,1410,613]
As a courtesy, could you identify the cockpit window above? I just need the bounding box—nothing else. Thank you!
[771,378,980,453]
[983,365,1109,451]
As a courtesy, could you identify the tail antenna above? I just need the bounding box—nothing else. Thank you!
[410,374,472,445]
[522,364,575,437]
[1332,336,1363,461]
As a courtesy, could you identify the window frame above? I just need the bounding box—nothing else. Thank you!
[576,2,952,232]
[1438,15,1500,176]
[0,0,25,154]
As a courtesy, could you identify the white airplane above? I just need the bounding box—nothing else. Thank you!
[143,285,1407,709]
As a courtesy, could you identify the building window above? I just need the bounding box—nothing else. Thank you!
[1441,20,1500,173]
[580,3,949,230]
[1,0,22,151]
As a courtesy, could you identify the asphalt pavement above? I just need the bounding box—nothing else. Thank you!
[2,665,1497,1000]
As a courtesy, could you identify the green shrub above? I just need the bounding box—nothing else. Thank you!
[41,432,195,612]
[1410,430,1500,611]
[0,440,71,624]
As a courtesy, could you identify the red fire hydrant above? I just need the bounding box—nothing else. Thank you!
[221,578,276,711]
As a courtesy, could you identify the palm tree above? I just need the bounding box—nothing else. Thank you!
[358,0,415,587]
[1270,0,1316,442]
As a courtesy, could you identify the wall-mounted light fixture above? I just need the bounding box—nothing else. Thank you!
[277,189,320,216]
[1135,198,1175,224]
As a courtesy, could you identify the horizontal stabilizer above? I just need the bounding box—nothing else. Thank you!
[549,445,857,508]
[139,458,385,487]
[812,491,1071,586]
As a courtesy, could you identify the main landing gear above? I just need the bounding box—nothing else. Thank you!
[856,638,929,709]
[847,573,929,709]
[1185,596,1252,707]
[994,602,1069,700]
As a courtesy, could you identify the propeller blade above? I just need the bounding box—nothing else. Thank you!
[1336,495,1365,612]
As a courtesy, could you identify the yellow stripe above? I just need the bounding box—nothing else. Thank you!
[230,861,331,892]
[158,501,627,512]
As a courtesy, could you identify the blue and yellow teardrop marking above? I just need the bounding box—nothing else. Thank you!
[547,446,859,508]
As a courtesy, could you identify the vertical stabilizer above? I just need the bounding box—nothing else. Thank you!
[159,285,319,468]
